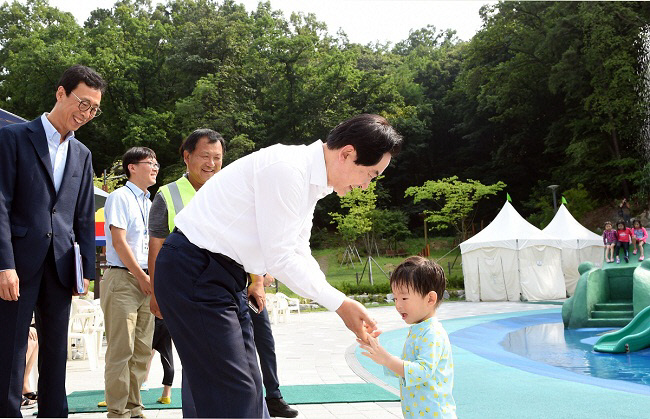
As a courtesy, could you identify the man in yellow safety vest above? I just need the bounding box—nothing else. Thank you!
[147,129,225,414]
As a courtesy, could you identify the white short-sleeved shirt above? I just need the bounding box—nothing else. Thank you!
[175,140,346,311]
[104,181,151,269]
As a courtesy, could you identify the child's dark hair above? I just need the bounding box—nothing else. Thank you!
[604,221,612,227]
[617,220,627,229]
[634,219,643,228]
[390,256,446,305]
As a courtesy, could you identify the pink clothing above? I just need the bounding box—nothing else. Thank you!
[633,227,648,242]
[603,229,617,245]
[617,228,633,243]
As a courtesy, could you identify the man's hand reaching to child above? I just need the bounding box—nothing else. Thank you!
[357,335,405,378]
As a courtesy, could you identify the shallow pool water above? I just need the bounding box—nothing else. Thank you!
[448,311,650,395]
[501,323,650,386]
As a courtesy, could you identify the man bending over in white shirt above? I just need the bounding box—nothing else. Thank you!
[153,114,403,418]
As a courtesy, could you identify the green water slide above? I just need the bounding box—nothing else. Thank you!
[593,305,650,353]
[562,249,650,329]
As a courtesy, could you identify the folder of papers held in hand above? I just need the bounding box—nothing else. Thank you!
[74,242,85,294]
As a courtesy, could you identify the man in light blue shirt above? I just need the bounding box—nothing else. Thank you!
[101,147,158,418]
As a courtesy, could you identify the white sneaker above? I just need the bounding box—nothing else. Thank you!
[140,381,149,391]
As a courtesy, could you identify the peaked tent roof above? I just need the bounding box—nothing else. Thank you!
[542,204,603,249]
[460,201,562,253]
[0,108,26,128]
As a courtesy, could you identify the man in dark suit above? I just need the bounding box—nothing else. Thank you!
[0,65,106,417]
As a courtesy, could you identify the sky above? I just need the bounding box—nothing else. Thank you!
[28,0,494,45]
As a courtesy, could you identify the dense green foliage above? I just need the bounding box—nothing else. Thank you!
[300,237,463,301]
[405,176,506,240]
[1,0,648,236]
[329,180,377,247]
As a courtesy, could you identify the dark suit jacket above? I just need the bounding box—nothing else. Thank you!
[0,117,95,288]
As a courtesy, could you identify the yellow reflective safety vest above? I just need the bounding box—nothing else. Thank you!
[158,176,196,233]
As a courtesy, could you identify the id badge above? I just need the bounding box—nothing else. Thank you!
[142,233,149,253]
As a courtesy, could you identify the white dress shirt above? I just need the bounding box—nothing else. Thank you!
[175,140,346,311]
[104,181,151,269]
[41,113,74,193]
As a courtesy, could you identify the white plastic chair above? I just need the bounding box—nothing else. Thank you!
[277,292,300,320]
[67,298,100,370]
[266,293,279,325]
[273,293,289,323]
[88,307,105,356]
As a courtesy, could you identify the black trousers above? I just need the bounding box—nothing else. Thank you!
[0,246,71,417]
[615,241,630,258]
[244,292,282,399]
[151,318,174,387]
[154,231,269,418]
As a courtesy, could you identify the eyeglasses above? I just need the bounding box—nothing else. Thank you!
[70,91,102,117]
[134,161,160,170]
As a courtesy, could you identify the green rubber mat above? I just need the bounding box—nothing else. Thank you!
[66,388,180,413]
[66,383,399,413]
[280,383,398,404]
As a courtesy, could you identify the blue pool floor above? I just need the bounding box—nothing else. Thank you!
[355,309,650,418]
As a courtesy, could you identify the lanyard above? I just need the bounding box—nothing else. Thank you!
[126,184,148,230]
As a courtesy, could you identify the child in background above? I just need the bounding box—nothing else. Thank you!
[615,220,632,264]
[603,221,617,263]
[632,220,648,262]
[358,256,456,418]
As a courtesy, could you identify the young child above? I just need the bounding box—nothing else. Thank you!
[602,221,617,263]
[632,220,648,261]
[358,256,456,418]
[615,220,632,264]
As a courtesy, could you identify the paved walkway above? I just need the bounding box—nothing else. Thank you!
[55,301,560,418]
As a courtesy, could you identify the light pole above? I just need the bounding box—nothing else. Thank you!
[548,185,559,212]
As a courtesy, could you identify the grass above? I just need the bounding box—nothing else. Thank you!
[270,237,463,303]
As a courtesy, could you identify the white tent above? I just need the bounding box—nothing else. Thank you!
[542,204,604,296]
[460,201,566,302]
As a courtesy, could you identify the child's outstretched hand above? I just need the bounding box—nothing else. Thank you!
[358,335,393,366]
[358,335,405,377]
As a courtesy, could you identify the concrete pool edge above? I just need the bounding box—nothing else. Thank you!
[345,342,400,396]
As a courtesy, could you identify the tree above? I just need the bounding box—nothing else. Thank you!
[0,0,87,119]
[405,176,506,240]
[329,180,378,255]
[369,209,410,252]
[0,0,646,222]
[451,1,648,211]
[525,183,597,229]
[93,159,126,193]
[224,134,255,165]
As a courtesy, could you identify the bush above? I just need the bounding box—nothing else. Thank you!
[310,227,340,249]
[336,281,392,295]
[447,274,464,290]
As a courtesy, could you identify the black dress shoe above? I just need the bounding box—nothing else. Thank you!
[266,397,299,418]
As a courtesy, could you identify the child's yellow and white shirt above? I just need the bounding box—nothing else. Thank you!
[385,317,456,418]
